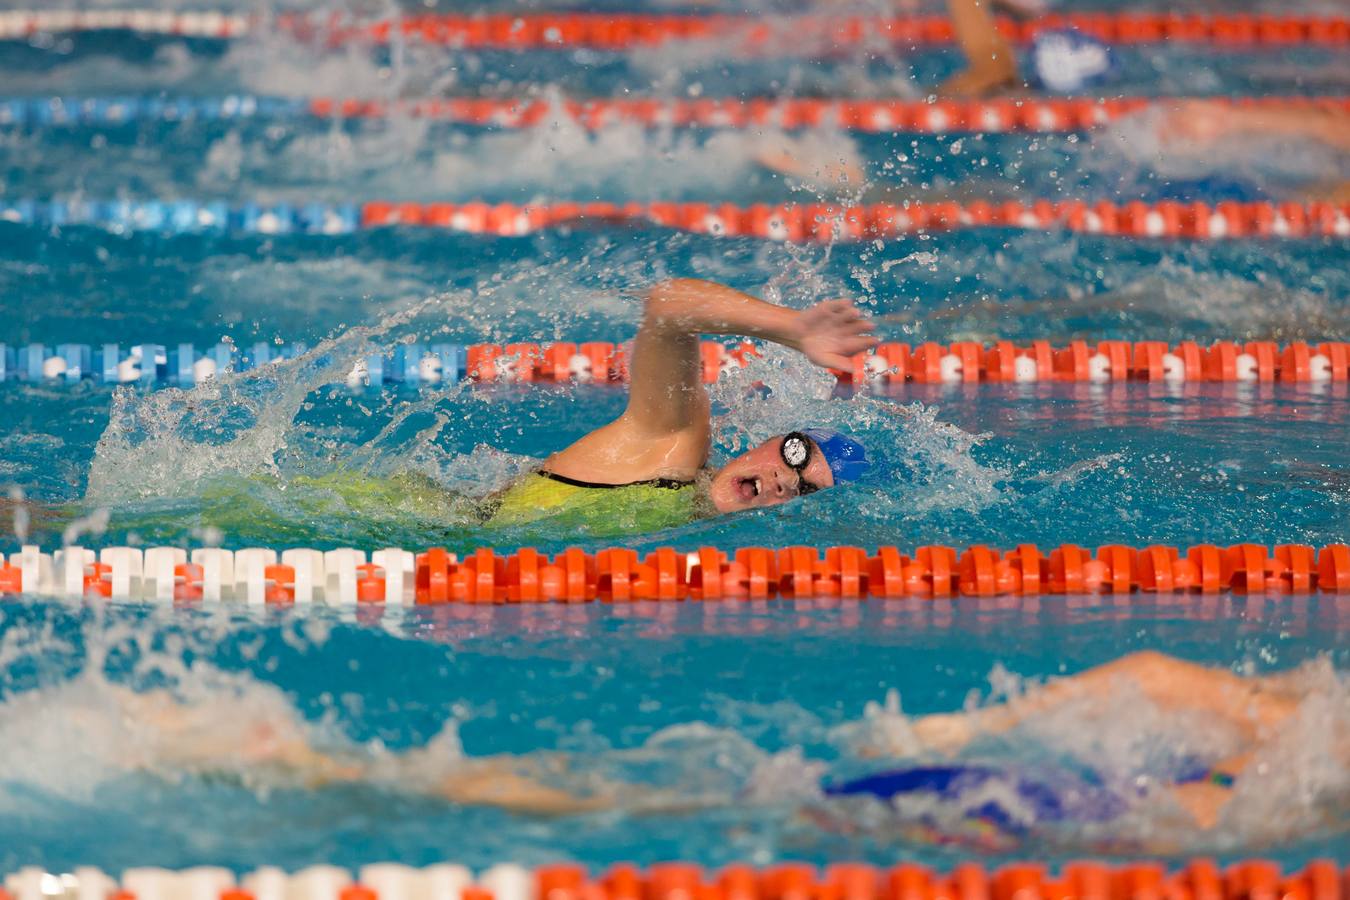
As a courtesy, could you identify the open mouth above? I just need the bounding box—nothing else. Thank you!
[737,476,761,500]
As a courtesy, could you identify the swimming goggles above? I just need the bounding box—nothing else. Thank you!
[780,432,821,496]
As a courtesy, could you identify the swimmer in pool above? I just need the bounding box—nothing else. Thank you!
[87,650,1350,848]
[755,0,1114,197]
[0,279,878,541]
[1155,100,1350,202]
[481,278,878,532]
[749,0,1020,191]
[1157,103,1350,157]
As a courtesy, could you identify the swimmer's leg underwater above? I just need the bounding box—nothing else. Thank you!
[0,469,487,547]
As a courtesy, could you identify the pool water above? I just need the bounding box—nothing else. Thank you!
[1,596,1347,873]
[0,0,1348,879]
[1,226,1346,555]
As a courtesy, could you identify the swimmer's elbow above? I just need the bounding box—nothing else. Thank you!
[642,279,707,331]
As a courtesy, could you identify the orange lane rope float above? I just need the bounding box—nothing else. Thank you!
[4,198,1348,240]
[1,860,1347,900]
[2,10,1347,49]
[456,338,1350,387]
[358,199,1350,240]
[310,94,1349,133]
[3,543,1347,604]
[7,94,1348,136]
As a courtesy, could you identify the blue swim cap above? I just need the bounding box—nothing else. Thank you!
[1030,29,1116,93]
[802,428,870,484]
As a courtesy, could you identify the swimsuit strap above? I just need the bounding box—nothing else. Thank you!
[537,469,694,491]
[1175,760,1238,788]
[1205,769,1237,788]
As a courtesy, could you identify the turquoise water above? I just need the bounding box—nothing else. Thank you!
[1,597,1347,873]
[0,0,1348,878]
[0,226,1346,554]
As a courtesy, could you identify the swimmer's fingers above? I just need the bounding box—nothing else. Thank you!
[813,353,856,370]
[804,338,883,371]
[797,300,881,369]
[805,297,873,325]
[822,305,879,342]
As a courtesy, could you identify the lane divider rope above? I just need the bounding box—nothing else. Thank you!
[3,198,1348,240]
[4,543,1348,604]
[3,340,1347,388]
[4,94,1348,135]
[0,9,1346,48]
[4,861,1345,900]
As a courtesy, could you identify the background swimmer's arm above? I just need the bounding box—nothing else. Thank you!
[433,759,617,816]
[113,691,666,816]
[752,136,865,195]
[912,651,1299,754]
[1159,101,1350,152]
[937,0,1018,97]
[108,686,366,787]
[431,755,722,817]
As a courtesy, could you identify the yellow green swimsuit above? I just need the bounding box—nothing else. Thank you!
[486,470,703,535]
[167,468,702,543]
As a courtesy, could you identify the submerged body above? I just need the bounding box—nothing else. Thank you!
[66,651,1350,852]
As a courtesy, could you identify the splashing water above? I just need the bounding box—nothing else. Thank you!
[710,348,1006,516]
[0,604,1346,866]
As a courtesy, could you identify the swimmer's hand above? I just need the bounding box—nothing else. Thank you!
[791,299,879,370]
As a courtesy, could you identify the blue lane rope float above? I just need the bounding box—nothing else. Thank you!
[0,199,361,235]
[0,95,308,127]
[0,342,467,387]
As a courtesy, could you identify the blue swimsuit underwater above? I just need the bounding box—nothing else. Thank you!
[821,759,1233,846]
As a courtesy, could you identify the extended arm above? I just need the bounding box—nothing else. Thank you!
[115,688,706,817]
[627,279,807,434]
[544,279,875,483]
[909,651,1300,755]
[1159,102,1350,153]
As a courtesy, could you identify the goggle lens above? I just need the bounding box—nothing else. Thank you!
[781,432,820,496]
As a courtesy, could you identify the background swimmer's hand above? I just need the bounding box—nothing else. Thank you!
[912,712,977,756]
[936,61,1018,98]
[793,299,879,370]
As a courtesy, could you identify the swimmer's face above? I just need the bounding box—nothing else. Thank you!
[709,434,835,513]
